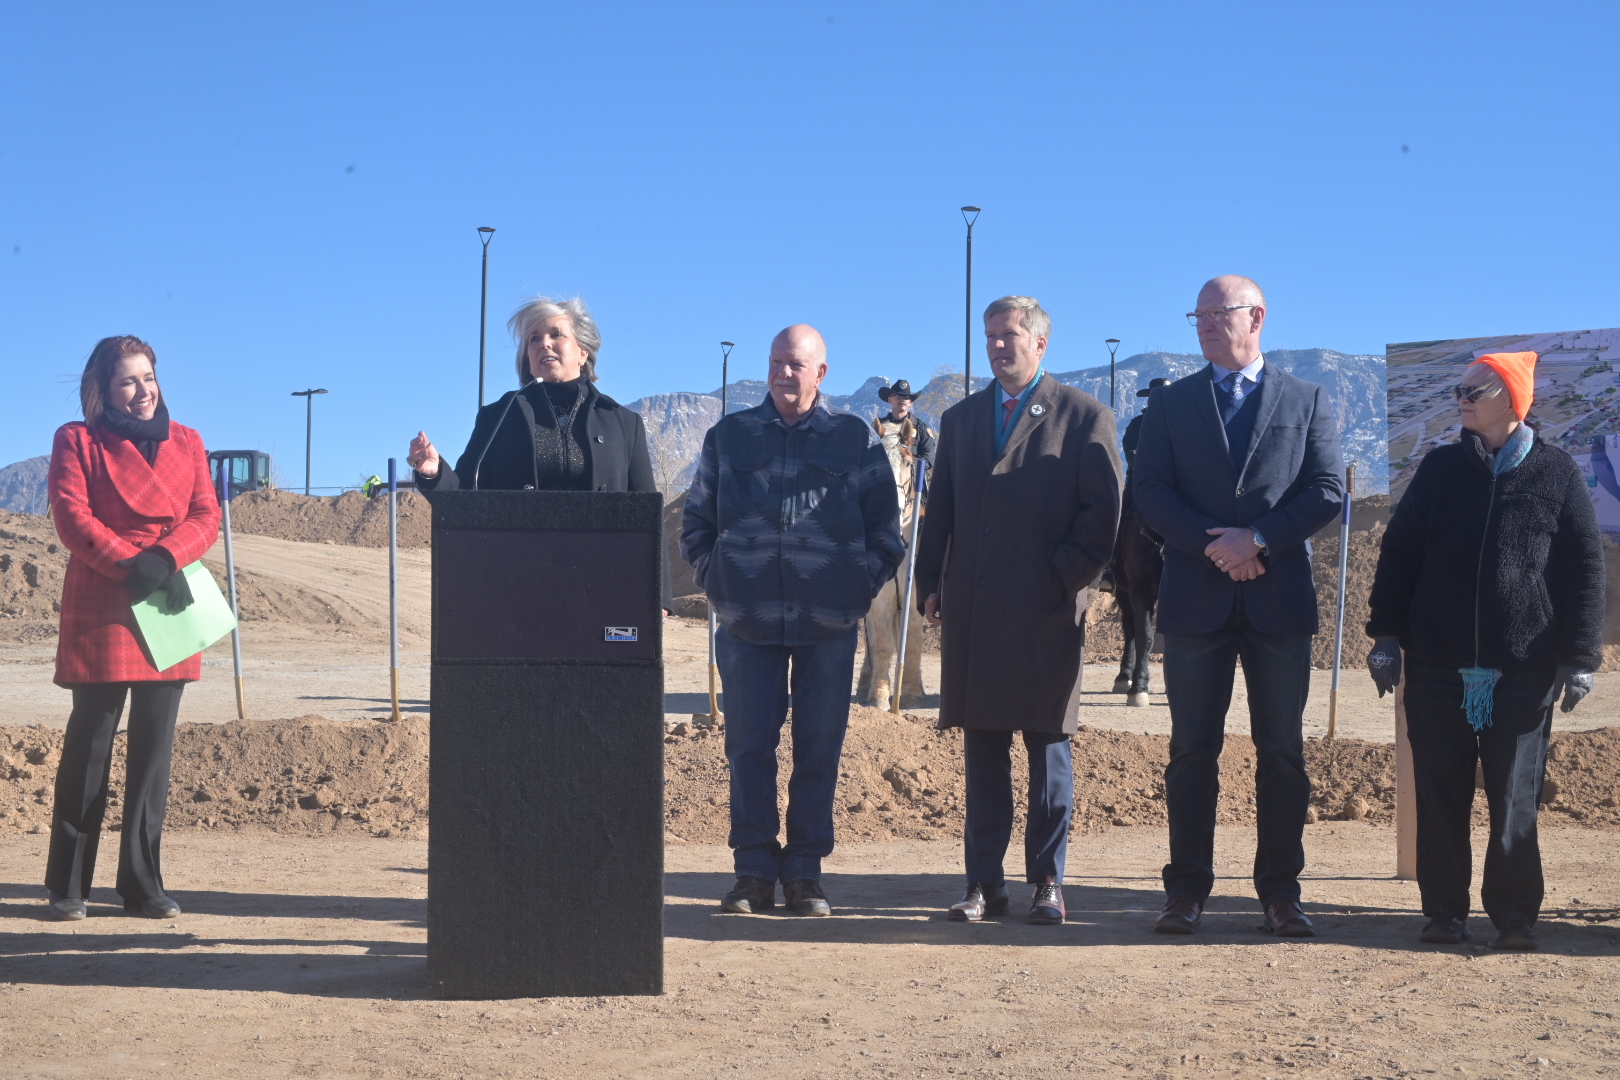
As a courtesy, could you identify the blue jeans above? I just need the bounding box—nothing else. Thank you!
[963,729,1073,886]
[715,625,858,883]
[1162,601,1313,905]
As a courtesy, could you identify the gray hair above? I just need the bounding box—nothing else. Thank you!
[983,295,1051,342]
[510,295,602,385]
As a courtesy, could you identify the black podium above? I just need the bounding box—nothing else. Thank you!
[427,490,664,999]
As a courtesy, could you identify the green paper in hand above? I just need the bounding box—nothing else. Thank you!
[130,561,238,673]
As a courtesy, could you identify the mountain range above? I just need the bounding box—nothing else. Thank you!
[0,350,1388,513]
[627,349,1389,496]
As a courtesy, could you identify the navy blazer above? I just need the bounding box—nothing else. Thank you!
[1133,364,1344,636]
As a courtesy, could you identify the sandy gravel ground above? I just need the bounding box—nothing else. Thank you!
[3,827,1618,1078]
[4,535,1618,740]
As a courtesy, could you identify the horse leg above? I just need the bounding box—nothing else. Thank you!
[866,577,899,708]
[1113,588,1135,694]
[1127,586,1154,707]
[900,601,927,707]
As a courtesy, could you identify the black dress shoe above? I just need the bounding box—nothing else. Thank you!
[1420,916,1471,944]
[721,875,776,914]
[1263,899,1315,938]
[948,882,1010,921]
[47,891,87,921]
[1492,924,1539,951]
[123,893,182,919]
[1028,879,1065,925]
[1154,896,1202,934]
[125,895,182,919]
[783,878,831,917]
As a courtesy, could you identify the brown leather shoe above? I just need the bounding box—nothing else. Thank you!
[1263,899,1315,938]
[1154,896,1202,934]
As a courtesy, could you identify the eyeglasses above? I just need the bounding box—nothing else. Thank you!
[1452,383,1504,404]
[1185,305,1257,327]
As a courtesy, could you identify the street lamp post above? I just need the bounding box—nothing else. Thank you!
[1106,338,1122,411]
[290,388,328,495]
[477,227,496,407]
[961,207,980,401]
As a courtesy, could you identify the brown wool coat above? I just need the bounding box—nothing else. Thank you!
[913,377,1122,734]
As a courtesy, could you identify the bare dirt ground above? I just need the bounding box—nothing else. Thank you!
[5,499,1620,1077]
[3,828,1620,1079]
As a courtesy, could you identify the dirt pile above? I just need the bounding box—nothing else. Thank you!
[0,512,67,643]
[225,488,432,548]
[8,712,1619,841]
[0,716,428,838]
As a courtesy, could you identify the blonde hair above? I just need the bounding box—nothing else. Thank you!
[509,296,601,385]
[983,295,1051,342]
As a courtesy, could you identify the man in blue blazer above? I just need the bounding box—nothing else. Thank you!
[1133,275,1344,938]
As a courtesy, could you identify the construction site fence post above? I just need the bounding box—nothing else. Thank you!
[1327,464,1355,738]
[388,458,403,722]
[217,468,247,720]
[892,459,927,715]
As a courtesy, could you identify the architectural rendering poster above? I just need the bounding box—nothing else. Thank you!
[1387,327,1620,643]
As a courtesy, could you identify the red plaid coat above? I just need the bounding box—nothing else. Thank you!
[49,420,221,686]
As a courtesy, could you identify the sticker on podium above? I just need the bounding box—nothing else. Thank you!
[604,626,639,642]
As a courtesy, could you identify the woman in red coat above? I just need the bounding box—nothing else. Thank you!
[44,335,220,921]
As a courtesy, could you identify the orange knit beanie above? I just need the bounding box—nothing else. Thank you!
[1470,351,1538,421]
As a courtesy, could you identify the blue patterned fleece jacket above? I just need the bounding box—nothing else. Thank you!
[680,394,905,646]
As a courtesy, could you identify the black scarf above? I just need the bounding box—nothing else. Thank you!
[98,399,171,465]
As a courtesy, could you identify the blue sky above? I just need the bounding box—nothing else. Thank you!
[3,2,1617,487]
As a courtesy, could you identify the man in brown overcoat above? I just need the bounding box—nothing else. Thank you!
[914,295,1122,925]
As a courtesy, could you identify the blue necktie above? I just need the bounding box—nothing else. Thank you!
[1218,371,1245,426]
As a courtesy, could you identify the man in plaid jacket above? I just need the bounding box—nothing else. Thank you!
[682,324,904,917]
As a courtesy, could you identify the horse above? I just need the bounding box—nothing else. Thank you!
[1110,497,1164,707]
[856,415,926,709]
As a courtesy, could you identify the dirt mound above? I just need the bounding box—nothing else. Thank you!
[9,710,1609,842]
[225,488,431,548]
[0,512,68,642]
[0,715,429,838]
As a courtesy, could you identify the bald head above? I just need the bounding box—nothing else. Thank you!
[1199,275,1266,309]
[1193,275,1267,371]
[768,323,829,424]
[770,324,827,365]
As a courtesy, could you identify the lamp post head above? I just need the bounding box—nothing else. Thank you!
[477,227,495,234]
[1106,338,1121,358]
[721,341,735,348]
[291,388,329,397]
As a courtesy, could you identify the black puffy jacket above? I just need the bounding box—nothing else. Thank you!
[1366,429,1604,671]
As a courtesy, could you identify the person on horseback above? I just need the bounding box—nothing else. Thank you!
[856,389,929,708]
[1108,377,1171,705]
[877,380,936,467]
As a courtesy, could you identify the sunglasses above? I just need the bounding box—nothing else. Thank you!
[1452,383,1504,404]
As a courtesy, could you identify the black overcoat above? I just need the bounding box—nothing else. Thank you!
[417,380,670,607]
[1366,431,1604,671]
[913,377,1122,734]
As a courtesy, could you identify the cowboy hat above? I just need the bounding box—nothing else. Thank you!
[1136,377,1172,398]
[878,379,918,402]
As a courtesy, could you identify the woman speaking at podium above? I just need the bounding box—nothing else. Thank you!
[44,335,221,922]
[408,295,670,609]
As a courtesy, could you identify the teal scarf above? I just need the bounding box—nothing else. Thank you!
[1459,423,1535,731]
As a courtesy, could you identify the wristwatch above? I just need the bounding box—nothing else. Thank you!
[1250,529,1268,552]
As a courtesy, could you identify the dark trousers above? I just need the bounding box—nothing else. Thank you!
[1404,659,1555,930]
[47,682,184,903]
[963,729,1073,886]
[1162,603,1312,905]
[714,626,858,883]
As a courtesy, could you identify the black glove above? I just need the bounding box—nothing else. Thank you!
[159,567,194,614]
[1554,665,1594,714]
[119,548,177,603]
[1367,636,1402,698]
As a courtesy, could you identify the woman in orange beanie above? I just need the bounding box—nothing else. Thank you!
[1365,352,1605,950]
